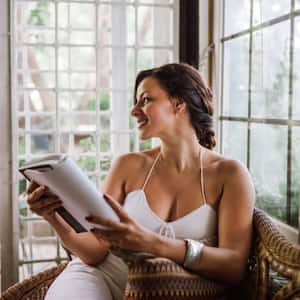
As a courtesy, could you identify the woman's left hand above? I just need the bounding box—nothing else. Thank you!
[86,194,154,253]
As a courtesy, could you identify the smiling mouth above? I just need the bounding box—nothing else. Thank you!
[138,120,148,129]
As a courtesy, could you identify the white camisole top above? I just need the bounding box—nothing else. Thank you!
[123,149,217,244]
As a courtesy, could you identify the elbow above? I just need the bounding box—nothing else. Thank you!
[223,262,248,285]
[79,254,107,266]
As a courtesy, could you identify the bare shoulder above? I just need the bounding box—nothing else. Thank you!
[205,151,251,183]
[208,153,255,207]
[111,147,160,174]
[218,157,251,182]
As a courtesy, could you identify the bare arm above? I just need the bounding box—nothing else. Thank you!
[27,154,129,266]
[149,160,255,284]
[85,157,255,284]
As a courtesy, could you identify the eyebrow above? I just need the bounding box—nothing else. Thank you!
[135,91,147,103]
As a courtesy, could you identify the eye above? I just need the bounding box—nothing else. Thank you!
[142,97,151,105]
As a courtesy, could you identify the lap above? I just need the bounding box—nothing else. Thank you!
[46,254,128,300]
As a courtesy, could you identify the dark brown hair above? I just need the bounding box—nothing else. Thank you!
[134,63,216,149]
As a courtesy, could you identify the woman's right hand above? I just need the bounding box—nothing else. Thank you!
[26,181,62,221]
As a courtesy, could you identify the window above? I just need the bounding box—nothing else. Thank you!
[218,0,300,229]
[12,0,178,280]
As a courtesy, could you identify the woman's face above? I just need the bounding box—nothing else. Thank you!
[131,76,176,140]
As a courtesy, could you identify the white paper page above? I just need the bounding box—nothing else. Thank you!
[24,157,119,230]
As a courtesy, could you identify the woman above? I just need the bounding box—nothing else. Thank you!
[27,63,255,300]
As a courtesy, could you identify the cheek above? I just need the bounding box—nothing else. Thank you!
[145,104,174,122]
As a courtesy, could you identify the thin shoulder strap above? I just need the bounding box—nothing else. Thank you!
[200,148,207,205]
[142,152,161,191]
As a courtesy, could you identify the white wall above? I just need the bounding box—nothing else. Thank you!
[0,0,18,291]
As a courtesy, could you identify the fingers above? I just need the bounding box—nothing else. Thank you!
[103,194,131,221]
[27,181,40,194]
[27,185,47,204]
[30,196,61,211]
[86,215,126,231]
[30,197,62,216]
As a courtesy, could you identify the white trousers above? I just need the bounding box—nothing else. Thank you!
[45,253,128,300]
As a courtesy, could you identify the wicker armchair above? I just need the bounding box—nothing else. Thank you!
[0,263,67,300]
[1,208,300,300]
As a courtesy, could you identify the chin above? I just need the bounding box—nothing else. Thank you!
[139,130,154,140]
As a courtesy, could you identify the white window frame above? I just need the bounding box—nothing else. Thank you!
[1,0,179,288]
[212,0,300,242]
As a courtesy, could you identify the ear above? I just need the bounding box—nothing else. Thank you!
[173,98,186,114]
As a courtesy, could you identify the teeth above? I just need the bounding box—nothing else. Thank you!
[138,120,148,128]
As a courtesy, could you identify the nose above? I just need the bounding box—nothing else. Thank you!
[131,103,141,117]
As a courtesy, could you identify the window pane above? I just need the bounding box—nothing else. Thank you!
[74,133,96,154]
[18,46,55,71]
[296,0,300,10]
[58,72,96,90]
[224,0,251,36]
[253,0,290,25]
[98,5,135,46]
[16,1,55,28]
[291,128,300,228]
[30,134,54,154]
[139,0,173,3]
[221,121,247,164]
[137,49,173,72]
[14,0,177,280]
[138,7,173,46]
[293,17,300,119]
[250,124,287,223]
[222,35,249,117]
[58,3,95,29]
[251,22,290,119]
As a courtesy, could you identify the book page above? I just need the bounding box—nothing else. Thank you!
[24,157,119,231]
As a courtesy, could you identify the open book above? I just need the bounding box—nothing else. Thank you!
[19,154,119,233]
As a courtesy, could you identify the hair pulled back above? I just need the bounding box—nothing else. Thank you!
[134,63,216,149]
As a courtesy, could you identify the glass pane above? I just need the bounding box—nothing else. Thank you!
[16,1,55,28]
[77,156,96,172]
[222,35,249,117]
[250,124,288,223]
[253,0,291,25]
[251,22,290,119]
[221,121,247,164]
[17,72,55,89]
[58,91,97,112]
[58,3,95,29]
[17,29,54,44]
[19,136,25,156]
[138,7,173,46]
[58,47,96,71]
[224,0,251,36]
[58,72,96,90]
[291,128,300,228]
[139,0,173,3]
[98,5,136,46]
[30,134,54,154]
[18,46,55,71]
[59,29,95,45]
[100,156,111,172]
[74,133,96,154]
[100,133,111,152]
[30,115,55,130]
[137,49,173,72]
[73,114,97,132]
[296,0,300,10]
[28,90,56,112]
[293,17,300,119]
